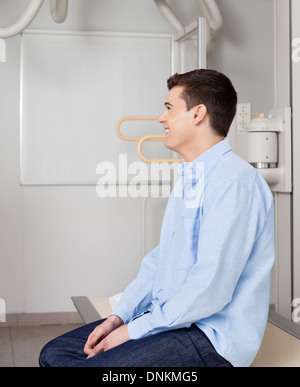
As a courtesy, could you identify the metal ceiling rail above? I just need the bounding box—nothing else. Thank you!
[0,0,223,39]
[0,0,68,39]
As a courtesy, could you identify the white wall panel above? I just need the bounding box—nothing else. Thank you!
[292,0,300,304]
[0,0,275,314]
[20,31,172,184]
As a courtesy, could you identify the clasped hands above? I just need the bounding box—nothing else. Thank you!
[84,315,129,359]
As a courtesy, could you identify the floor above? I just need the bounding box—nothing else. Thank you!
[0,324,82,367]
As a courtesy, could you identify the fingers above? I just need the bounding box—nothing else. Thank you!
[83,316,125,358]
[85,331,113,359]
[84,326,105,355]
[86,325,130,359]
[86,339,106,359]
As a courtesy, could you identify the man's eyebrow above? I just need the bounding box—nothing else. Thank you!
[164,102,173,107]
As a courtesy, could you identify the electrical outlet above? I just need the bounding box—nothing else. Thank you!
[236,103,251,134]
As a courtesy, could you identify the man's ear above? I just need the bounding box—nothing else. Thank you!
[193,105,207,125]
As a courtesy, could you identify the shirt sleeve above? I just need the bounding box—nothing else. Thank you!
[110,245,160,324]
[127,179,274,339]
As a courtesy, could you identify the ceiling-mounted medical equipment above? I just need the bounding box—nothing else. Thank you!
[49,0,68,24]
[155,0,222,68]
[0,0,222,39]
[155,0,223,32]
[0,0,68,39]
[196,0,223,31]
[0,0,45,39]
[154,0,184,33]
[235,104,292,193]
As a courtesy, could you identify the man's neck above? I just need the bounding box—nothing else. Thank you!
[182,136,225,163]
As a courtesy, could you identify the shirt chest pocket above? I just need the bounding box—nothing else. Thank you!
[172,213,201,270]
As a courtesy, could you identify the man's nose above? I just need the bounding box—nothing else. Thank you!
[158,111,166,123]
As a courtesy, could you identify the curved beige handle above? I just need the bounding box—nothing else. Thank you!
[116,116,184,164]
[116,116,159,142]
[137,135,184,164]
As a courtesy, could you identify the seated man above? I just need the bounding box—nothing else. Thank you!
[39,69,275,368]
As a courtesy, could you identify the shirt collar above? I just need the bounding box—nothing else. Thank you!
[177,138,232,181]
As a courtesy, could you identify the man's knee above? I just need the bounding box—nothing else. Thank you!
[39,341,52,367]
[39,338,62,367]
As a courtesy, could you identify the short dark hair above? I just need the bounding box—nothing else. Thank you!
[167,69,238,137]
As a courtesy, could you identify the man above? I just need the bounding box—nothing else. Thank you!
[40,69,275,367]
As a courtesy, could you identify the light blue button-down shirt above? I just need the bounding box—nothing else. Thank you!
[112,139,275,367]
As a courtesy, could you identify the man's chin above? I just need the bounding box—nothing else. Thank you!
[164,139,175,152]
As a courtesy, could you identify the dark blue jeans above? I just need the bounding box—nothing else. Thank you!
[39,319,232,367]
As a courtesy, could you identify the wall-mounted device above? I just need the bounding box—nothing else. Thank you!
[247,112,282,169]
[231,104,292,193]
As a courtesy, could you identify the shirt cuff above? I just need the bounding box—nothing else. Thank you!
[127,313,153,340]
[109,304,133,325]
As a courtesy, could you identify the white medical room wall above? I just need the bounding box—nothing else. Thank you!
[292,0,300,310]
[0,0,275,315]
